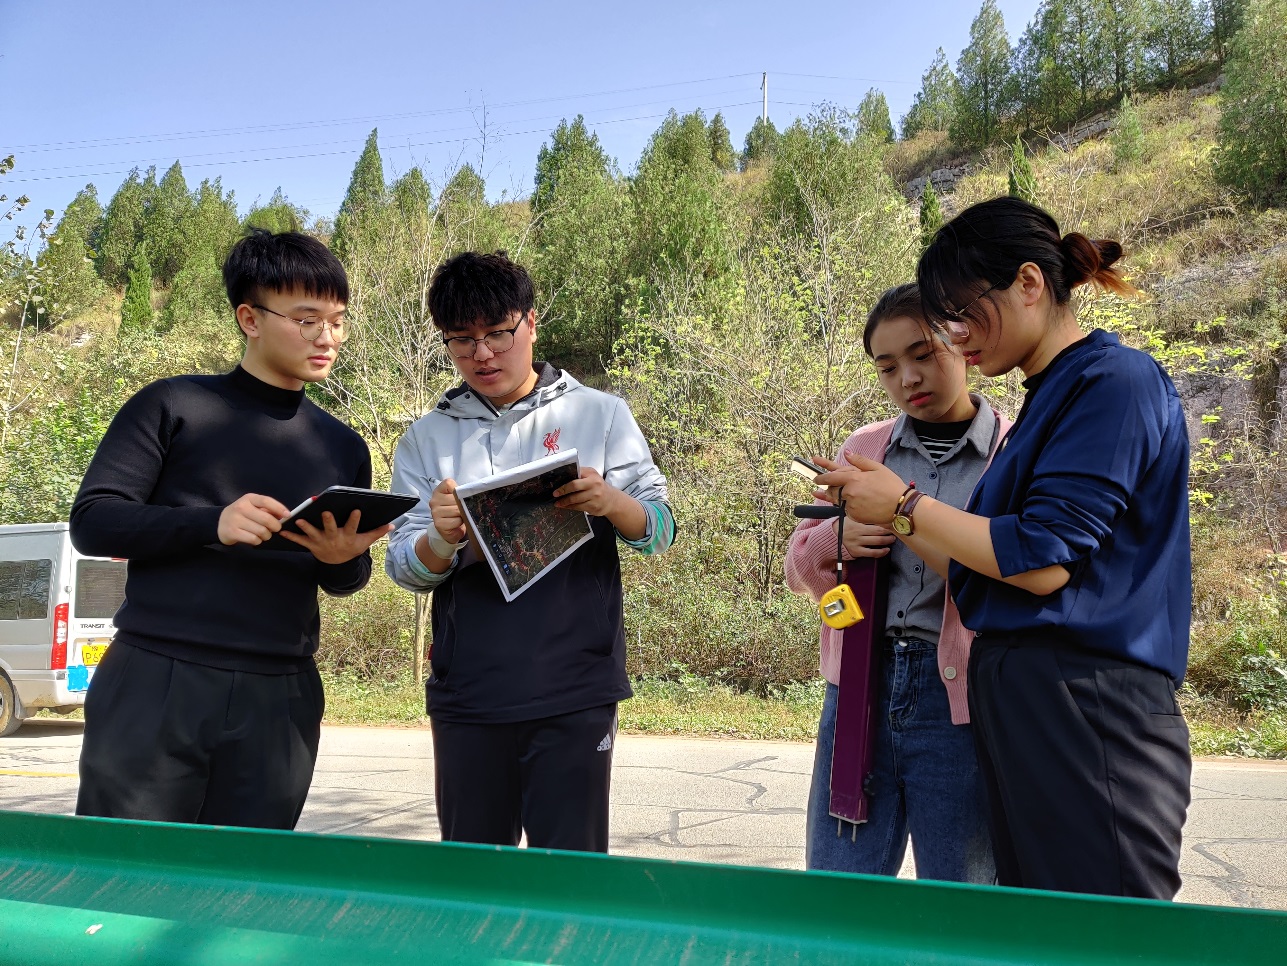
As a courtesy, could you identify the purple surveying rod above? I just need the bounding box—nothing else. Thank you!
[829,556,888,826]
[791,502,886,826]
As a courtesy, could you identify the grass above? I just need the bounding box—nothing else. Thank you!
[318,670,1287,757]
[319,671,1287,762]
[27,670,1285,757]
[319,671,825,741]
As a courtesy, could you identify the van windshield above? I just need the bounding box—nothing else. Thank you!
[75,559,127,620]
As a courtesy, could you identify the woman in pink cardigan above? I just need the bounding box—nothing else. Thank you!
[786,283,1009,880]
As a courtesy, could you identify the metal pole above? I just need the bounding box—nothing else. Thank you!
[761,72,768,122]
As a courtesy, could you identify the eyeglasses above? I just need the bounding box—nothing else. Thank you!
[939,282,1003,343]
[442,318,527,359]
[252,304,349,343]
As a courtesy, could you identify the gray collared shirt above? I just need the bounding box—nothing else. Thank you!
[880,395,998,643]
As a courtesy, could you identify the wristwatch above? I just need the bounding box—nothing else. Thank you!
[891,489,925,537]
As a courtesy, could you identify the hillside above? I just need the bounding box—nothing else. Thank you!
[2,82,1286,752]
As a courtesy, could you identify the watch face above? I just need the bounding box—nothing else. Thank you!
[891,515,912,536]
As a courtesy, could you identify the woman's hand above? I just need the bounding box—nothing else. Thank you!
[834,518,897,558]
[814,454,909,527]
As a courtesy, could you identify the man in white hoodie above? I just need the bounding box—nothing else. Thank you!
[386,252,674,853]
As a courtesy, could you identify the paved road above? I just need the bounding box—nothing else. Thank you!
[2,720,1285,910]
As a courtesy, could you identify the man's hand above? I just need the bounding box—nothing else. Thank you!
[218,494,290,546]
[553,468,624,518]
[834,518,897,559]
[429,478,467,545]
[279,509,393,564]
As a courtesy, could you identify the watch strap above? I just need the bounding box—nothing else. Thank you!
[896,490,926,533]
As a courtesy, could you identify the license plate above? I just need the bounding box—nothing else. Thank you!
[80,642,110,666]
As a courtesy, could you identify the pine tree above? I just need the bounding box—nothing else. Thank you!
[741,116,780,169]
[631,109,735,308]
[531,121,631,370]
[646,110,718,174]
[1216,0,1287,204]
[390,168,432,220]
[440,164,486,214]
[901,49,958,138]
[1014,2,1076,131]
[708,112,737,171]
[97,169,150,286]
[534,116,611,214]
[37,184,104,324]
[1111,94,1145,164]
[1211,0,1250,61]
[856,89,895,142]
[1097,0,1148,98]
[160,249,227,331]
[919,181,944,250]
[439,164,506,253]
[244,187,308,234]
[1008,137,1039,203]
[144,161,193,285]
[952,0,1016,148]
[180,178,241,268]
[120,246,154,331]
[331,128,386,262]
[1144,0,1209,82]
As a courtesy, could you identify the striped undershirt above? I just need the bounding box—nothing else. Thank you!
[910,416,974,463]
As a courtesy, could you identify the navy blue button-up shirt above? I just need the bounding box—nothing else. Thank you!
[949,329,1192,682]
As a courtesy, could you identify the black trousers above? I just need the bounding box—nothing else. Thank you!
[76,642,324,830]
[968,636,1191,899]
[430,702,617,853]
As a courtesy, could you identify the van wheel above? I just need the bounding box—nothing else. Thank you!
[0,673,24,737]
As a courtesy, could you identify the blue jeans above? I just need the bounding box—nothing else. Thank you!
[805,637,995,883]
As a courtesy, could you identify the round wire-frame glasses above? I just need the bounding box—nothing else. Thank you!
[252,303,349,343]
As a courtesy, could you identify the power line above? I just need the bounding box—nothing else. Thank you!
[4,101,763,186]
[5,73,762,155]
[774,71,917,85]
[10,88,756,179]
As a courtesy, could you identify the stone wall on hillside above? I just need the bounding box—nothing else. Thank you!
[1170,345,1287,450]
[905,164,975,203]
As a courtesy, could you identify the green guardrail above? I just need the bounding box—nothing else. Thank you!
[0,809,1284,965]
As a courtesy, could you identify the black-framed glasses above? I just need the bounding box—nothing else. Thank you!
[442,318,526,359]
[938,282,1003,343]
[252,304,349,343]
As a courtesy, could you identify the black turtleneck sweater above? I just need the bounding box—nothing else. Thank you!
[70,366,373,673]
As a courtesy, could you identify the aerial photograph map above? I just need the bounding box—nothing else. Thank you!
[455,451,594,601]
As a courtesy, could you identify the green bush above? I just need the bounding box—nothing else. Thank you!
[1216,0,1287,205]
[317,547,417,681]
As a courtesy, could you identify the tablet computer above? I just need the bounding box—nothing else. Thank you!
[270,486,419,543]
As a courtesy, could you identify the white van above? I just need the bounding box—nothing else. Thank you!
[0,523,127,737]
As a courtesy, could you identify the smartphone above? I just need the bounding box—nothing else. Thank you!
[789,456,827,484]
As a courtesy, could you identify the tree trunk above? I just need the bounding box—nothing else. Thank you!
[412,593,431,684]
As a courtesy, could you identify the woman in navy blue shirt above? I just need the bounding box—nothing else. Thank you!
[818,197,1191,899]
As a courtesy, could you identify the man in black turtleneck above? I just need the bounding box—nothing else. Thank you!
[69,229,391,829]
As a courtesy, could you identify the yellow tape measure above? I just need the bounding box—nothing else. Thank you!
[821,498,865,630]
[820,584,864,629]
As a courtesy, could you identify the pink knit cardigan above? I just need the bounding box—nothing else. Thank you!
[783,410,1011,725]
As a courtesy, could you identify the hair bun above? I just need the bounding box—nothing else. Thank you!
[1060,232,1133,296]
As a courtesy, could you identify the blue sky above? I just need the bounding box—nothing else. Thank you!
[1,0,1040,229]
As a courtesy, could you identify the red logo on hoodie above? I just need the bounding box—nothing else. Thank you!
[543,428,561,454]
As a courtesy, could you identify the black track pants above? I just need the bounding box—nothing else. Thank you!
[76,642,324,830]
[430,703,618,853]
[968,636,1191,899]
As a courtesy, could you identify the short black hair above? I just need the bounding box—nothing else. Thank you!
[222,228,349,311]
[427,251,535,333]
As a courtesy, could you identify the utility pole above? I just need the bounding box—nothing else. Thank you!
[761,72,768,122]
